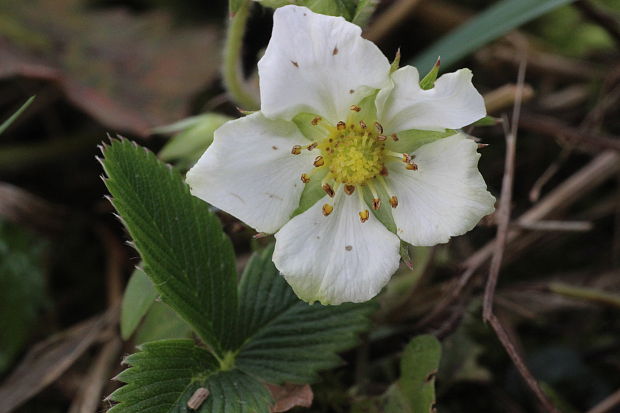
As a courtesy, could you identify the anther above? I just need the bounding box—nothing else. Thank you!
[391,133,399,141]
[389,196,398,208]
[344,184,356,195]
[311,116,322,126]
[406,162,418,171]
[313,156,324,167]
[350,105,361,112]
[402,153,412,163]
[478,143,489,149]
[374,122,383,134]
[336,121,346,130]
[380,166,388,176]
[307,142,318,151]
[372,198,381,210]
[377,135,387,142]
[359,210,369,223]
[322,203,334,216]
[359,120,367,129]
[291,145,301,155]
[322,183,335,197]
[301,173,311,183]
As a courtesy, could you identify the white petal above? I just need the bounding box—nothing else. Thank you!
[376,66,486,132]
[258,5,390,123]
[186,112,314,234]
[387,133,495,246]
[273,190,401,305]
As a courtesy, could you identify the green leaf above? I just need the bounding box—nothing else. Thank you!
[385,335,441,413]
[133,301,193,345]
[0,96,35,136]
[0,219,47,374]
[255,0,359,21]
[229,0,246,15]
[109,339,272,413]
[235,245,374,384]
[389,129,457,154]
[157,113,231,167]
[412,0,577,73]
[419,57,440,90]
[120,267,158,340]
[352,0,379,26]
[101,139,238,356]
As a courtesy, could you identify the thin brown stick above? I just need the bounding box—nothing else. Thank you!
[364,0,422,42]
[587,388,620,413]
[487,314,561,413]
[516,220,593,232]
[483,53,526,321]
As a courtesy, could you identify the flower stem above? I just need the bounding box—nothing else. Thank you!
[222,0,260,110]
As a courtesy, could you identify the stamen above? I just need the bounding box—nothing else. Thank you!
[322,203,334,216]
[374,122,383,134]
[389,196,398,208]
[322,183,335,197]
[368,181,381,210]
[313,156,325,167]
[359,120,367,129]
[356,189,370,223]
[301,173,311,183]
[376,135,387,142]
[406,162,418,171]
[336,121,346,130]
[307,142,318,151]
[478,143,489,149]
[311,116,322,126]
[344,184,356,195]
[350,105,361,112]
[291,145,302,155]
[380,166,388,176]
[391,133,399,141]
[359,210,369,223]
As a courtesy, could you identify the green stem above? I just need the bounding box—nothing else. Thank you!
[549,281,620,309]
[222,0,260,110]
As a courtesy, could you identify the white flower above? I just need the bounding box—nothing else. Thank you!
[187,5,495,305]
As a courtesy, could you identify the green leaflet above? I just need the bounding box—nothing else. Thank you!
[0,219,47,374]
[412,0,577,73]
[102,140,375,412]
[120,267,157,340]
[235,245,374,384]
[102,139,238,356]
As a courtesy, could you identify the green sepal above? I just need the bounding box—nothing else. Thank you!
[419,57,441,90]
[470,115,499,127]
[293,112,327,142]
[157,113,231,167]
[291,167,328,217]
[389,128,457,154]
[399,241,413,269]
[390,49,401,74]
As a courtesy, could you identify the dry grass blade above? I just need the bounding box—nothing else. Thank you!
[67,336,122,413]
[487,314,561,413]
[587,388,620,413]
[0,309,118,413]
[516,220,593,232]
[484,83,534,114]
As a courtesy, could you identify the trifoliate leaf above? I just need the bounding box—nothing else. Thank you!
[101,139,238,356]
[235,245,374,384]
[120,267,157,340]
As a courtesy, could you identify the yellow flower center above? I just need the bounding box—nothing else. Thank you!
[317,121,385,185]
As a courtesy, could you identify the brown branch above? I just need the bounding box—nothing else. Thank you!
[483,54,526,321]
[487,314,561,413]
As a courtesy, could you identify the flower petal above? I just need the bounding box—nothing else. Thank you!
[258,5,390,123]
[376,66,486,132]
[387,133,495,246]
[186,112,314,234]
[273,190,401,305]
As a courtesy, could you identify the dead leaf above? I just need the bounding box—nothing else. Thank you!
[0,308,117,413]
[0,0,220,136]
[267,383,313,412]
